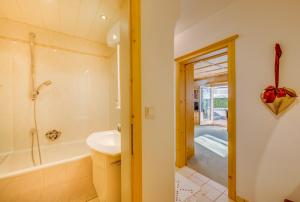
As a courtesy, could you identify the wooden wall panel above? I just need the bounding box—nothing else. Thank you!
[176,64,186,167]
[185,64,195,160]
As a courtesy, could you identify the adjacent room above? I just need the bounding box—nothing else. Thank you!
[175,44,232,202]
[188,48,229,187]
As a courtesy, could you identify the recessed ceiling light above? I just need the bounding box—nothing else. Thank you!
[100,15,107,20]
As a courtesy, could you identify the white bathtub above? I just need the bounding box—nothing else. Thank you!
[0,141,97,202]
[0,140,90,179]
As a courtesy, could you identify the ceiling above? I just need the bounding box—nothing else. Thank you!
[194,48,228,80]
[176,0,236,34]
[0,0,122,44]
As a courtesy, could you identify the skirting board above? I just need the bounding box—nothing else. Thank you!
[236,195,249,202]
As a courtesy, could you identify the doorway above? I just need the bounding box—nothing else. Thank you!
[190,50,229,187]
[175,35,238,200]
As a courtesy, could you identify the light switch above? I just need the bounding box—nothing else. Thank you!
[145,106,155,120]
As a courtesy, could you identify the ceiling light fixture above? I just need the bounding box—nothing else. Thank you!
[100,15,107,20]
[112,34,118,40]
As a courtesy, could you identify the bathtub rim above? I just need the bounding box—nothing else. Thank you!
[0,153,90,180]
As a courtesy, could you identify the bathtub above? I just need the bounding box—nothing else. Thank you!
[0,141,97,202]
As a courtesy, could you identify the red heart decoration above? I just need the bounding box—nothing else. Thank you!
[261,44,297,115]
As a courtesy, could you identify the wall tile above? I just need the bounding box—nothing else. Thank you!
[0,18,116,152]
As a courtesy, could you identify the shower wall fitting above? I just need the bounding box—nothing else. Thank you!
[45,129,62,141]
[0,18,117,168]
[29,32,53,165]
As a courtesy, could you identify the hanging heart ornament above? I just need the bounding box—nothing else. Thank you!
[261,44,297,115]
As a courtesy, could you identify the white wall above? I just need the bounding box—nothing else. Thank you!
[109,51,121,129]
[0,19,116,152]
[141,0,179,201]
[175,1,300,201]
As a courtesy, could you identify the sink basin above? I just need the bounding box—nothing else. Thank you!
[86,130,121,156]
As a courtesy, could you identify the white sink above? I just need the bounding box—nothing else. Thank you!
[86,130,121,156]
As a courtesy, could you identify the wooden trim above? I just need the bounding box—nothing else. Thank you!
[185,64,195,159]
[176,63,186,167]
[194,73,228,82]
[175,35,238,201]
[175,35,238,63]
[227,40,236,200]
[130,0,142,201]
[236,195,249,202]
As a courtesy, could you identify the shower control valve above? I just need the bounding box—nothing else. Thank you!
[45,130,62,141]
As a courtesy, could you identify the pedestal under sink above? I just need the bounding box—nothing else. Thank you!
[86,130,121,202]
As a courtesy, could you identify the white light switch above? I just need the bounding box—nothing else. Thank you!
[145,106,155,120]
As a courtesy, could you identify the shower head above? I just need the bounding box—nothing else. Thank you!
[43,80,52,86]
[36,80,52,92]
[32,80,52,100]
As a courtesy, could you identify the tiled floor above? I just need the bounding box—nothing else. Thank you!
[89,166,234,202]
[177,167,234,202]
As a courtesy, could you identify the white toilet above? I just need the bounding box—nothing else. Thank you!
[87,130,121,202]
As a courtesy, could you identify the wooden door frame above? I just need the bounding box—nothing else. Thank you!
[175,35,238,200]
[130,0,142,201]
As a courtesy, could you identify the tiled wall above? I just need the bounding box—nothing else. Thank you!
[0,19,113,58]
[0,156,96,202]
[0,19,117,152]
